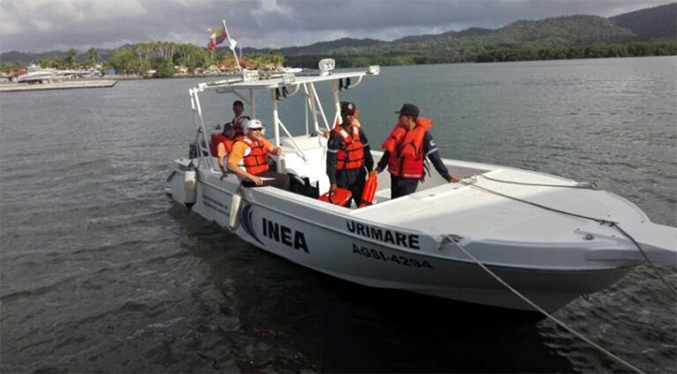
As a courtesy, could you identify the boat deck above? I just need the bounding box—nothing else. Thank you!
[351,168,647,245]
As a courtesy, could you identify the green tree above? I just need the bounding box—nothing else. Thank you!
[151,56,174,78]
[0,62,25,74]
[108,48,137,73]
[64,48,79,68]
[86,48,100,68]
[37,57,65,69]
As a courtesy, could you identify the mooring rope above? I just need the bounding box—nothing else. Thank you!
[478,174,598,189]
[445,235,646,374]
[611,223,677,295]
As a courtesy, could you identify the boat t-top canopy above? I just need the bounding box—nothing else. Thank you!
[188,60,380,170]
[197,70,378,91]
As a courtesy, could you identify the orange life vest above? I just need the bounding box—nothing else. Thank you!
[333,125,365,170]
[236,136,269,175]
[382,117,434,179]
[210,134,233,156]
[319,188,352,207]
[359,172,378,208]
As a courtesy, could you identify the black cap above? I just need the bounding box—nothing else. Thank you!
[222,122,235,132]
[395,103,419,119]
[341,101,356,116]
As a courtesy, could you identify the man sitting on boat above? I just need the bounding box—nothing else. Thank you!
[227,119,290,190]
[326,102,374,207]
[374,103,461,199]
[210,123,236,180]
[229,100,251,137]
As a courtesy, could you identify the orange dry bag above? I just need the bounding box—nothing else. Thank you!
[359,173,378,208]
[319,188,352,207]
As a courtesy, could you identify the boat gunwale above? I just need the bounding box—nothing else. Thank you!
[171,160,641,273]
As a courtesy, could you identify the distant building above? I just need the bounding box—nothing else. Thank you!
[105,69,116,76]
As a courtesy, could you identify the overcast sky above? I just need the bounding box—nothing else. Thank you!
[1,0,673,53]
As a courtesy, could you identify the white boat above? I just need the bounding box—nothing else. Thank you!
[16,65,59,84]
[279,66,303,74]
[167,61,676,313]
[15,65,102,84]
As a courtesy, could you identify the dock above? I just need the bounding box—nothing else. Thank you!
[0,80,117,93]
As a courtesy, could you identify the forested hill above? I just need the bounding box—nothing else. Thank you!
[0,49,116,66]
[279,38,385,56]
[610,2,677,40]
[284,12,674,67]
[265,15,638,62]
[1,3,675,66]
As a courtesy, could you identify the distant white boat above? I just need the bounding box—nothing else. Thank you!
[16,65,58,84]
[279,66,303,74]
[15,65,103,84]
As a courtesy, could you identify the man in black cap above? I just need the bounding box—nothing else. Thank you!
[374,103,460,199]
[216,123,236,179]
[326,101,374,207]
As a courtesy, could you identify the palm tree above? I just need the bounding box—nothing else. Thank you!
[86,48,100,68]
[64,49,79,68]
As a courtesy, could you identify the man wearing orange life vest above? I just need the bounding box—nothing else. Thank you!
[374,103,461,199]
[210,123,236,179]
[322,101,362,138]
[326,102,374,207]
[227,119,290,190]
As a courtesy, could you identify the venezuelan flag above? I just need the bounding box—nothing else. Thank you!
[208,25,228,50]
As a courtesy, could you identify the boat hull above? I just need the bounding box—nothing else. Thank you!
[167,163,633,312]
[237,200,630,312]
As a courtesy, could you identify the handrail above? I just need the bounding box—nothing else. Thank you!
[309,82,331,131]
[302,84,319,133]
[276,118,308,162]
[330,80,341,128]
[190,87,215,171]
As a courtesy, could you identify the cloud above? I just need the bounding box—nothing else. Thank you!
[0,0,673,53]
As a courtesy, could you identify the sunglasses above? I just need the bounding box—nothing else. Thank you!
[250,128,263,132]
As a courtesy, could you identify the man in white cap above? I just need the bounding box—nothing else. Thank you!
[227,119,289,190]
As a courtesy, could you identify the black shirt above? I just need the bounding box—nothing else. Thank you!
[326,126,374,185]
[376,131,452,182]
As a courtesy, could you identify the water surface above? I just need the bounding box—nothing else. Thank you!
[1,57,675,373]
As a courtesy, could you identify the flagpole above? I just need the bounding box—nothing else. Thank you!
[222,19,242,73]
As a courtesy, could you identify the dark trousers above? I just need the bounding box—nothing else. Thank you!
[242,171,290,190]
[391,176,419,199]
[337,168,366,207]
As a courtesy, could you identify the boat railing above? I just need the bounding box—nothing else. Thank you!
[305,82,331,132]
[187,63,380,174]
[275,118,308,162]
[189,87,216,171]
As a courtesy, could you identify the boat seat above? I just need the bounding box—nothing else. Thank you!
[277,138,331,193]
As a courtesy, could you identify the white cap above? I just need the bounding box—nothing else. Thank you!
[244,119,264,131]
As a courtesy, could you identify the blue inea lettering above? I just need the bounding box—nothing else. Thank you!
[262,218,309,253]
[346,220,420,250]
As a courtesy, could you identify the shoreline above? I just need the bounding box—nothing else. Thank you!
[0,79,117,92]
